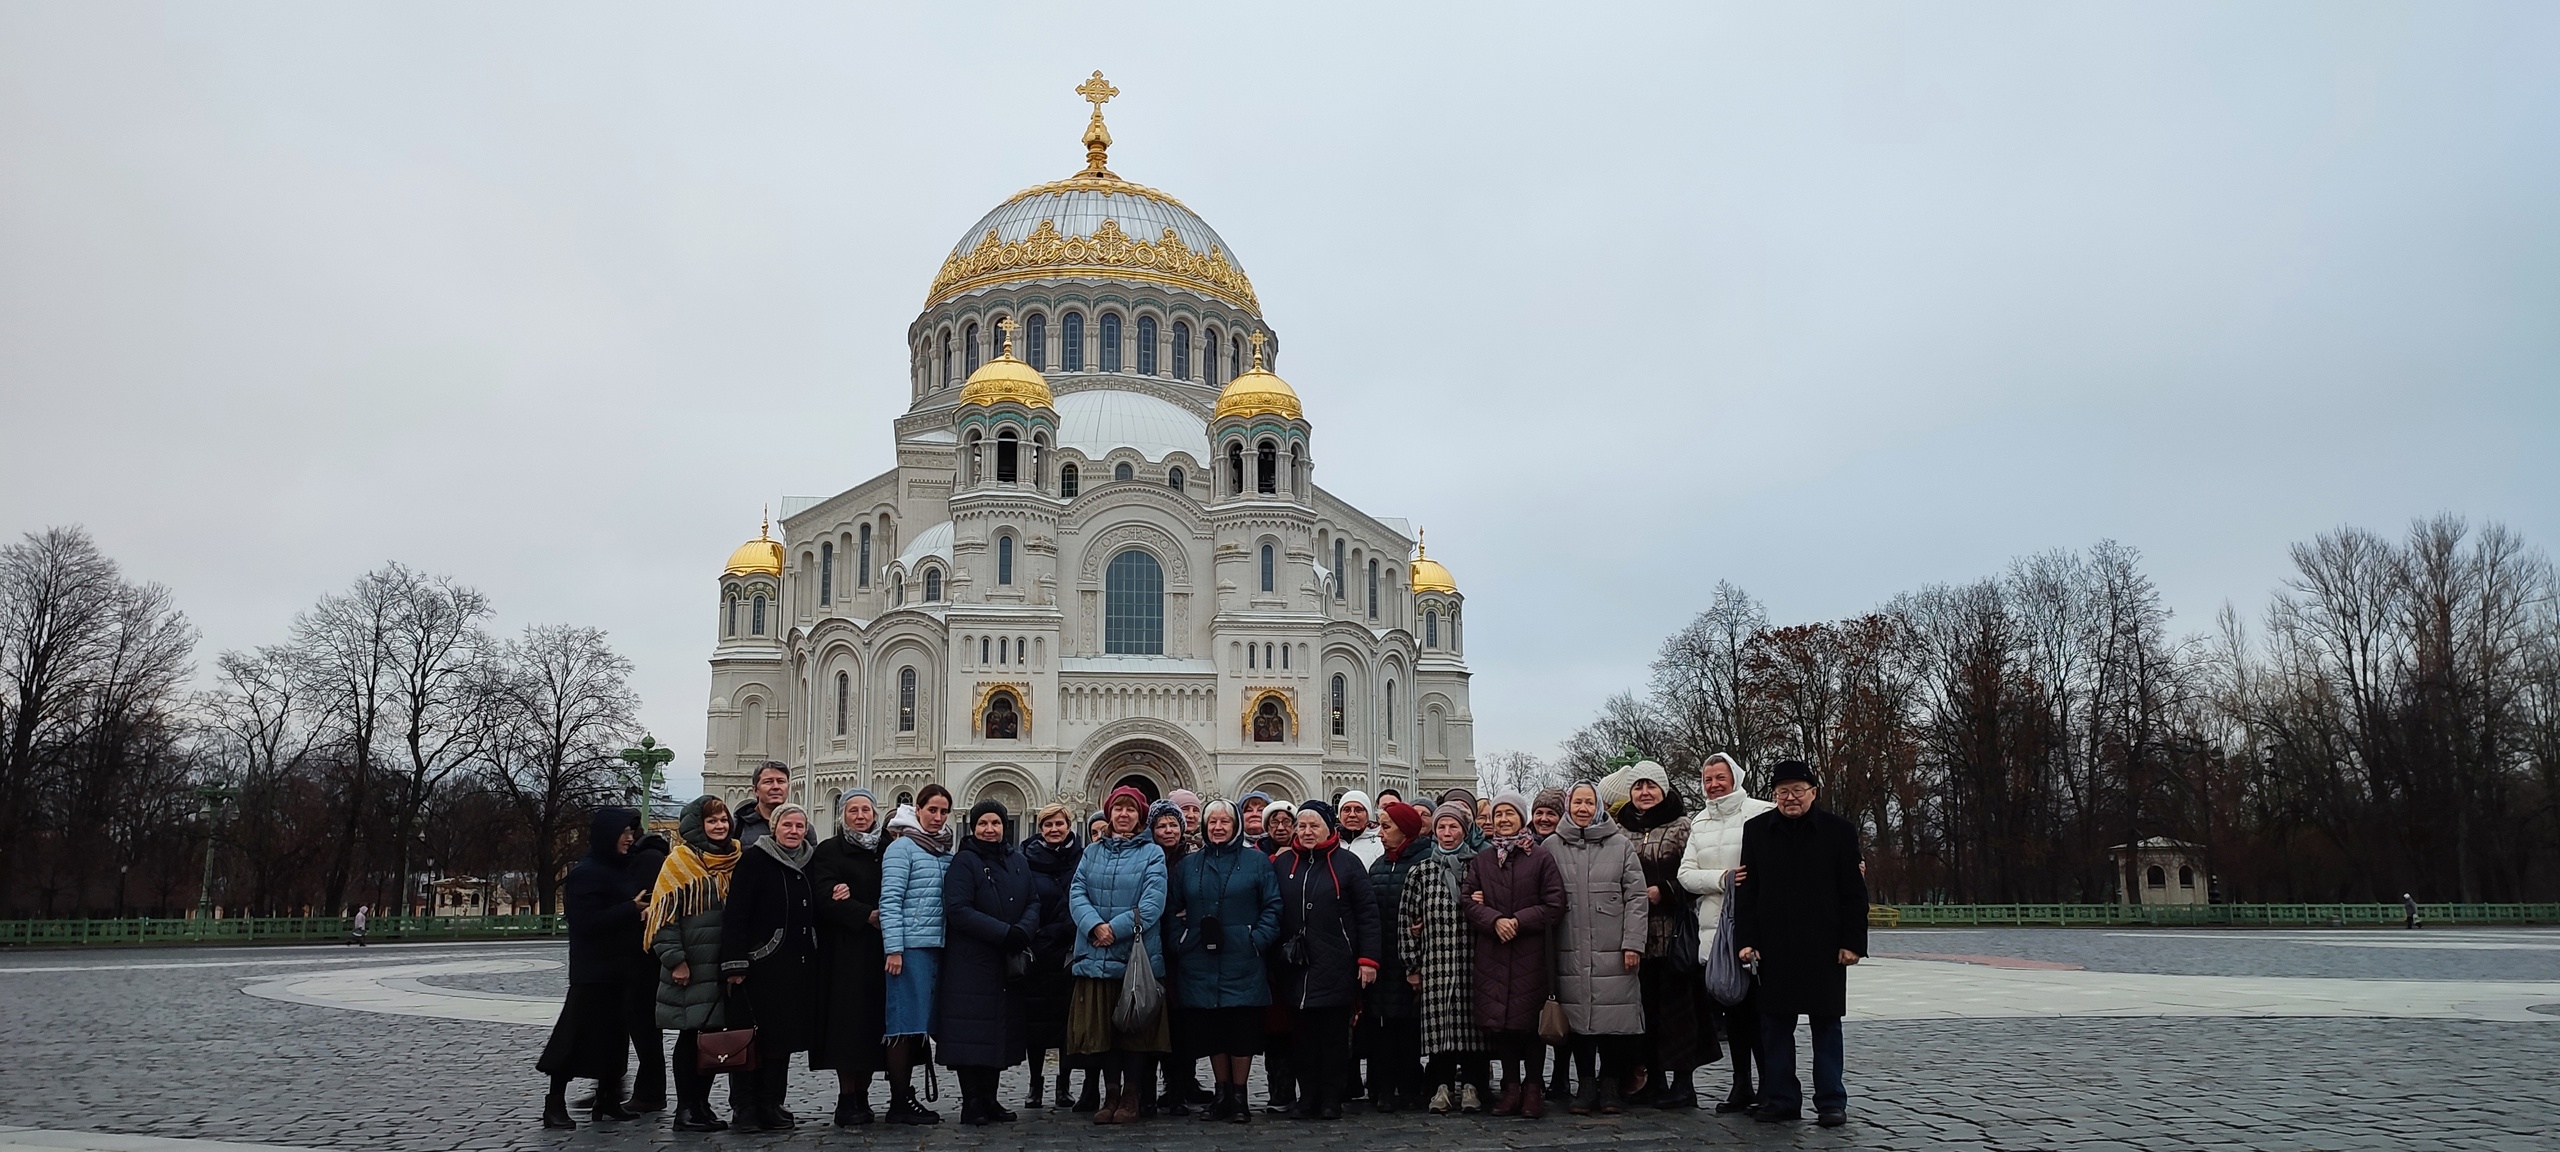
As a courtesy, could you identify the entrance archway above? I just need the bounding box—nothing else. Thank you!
[1089,738,1190,803]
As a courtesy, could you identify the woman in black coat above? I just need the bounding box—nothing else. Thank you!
[538,806,644,1129]
[937,798,1041,1126]
[1270,801,1381,1121]
[717,803,822,1132]
[1021,802,1084,1110]
[807,790,886,1126]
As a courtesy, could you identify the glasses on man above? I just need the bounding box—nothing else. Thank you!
[1772,784,1815,800]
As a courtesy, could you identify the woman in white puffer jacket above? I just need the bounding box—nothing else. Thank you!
[1674,753,1773,1114]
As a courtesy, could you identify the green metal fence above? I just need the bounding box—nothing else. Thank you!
[0,913,565,947]
[1868,903,2560,928]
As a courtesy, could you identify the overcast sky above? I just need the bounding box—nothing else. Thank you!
[4,3,2555,794]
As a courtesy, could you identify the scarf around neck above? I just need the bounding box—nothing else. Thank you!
[755,832,814,871]
[644,838,739,947]
[903,823,954,856]
[1486,830,1537,867]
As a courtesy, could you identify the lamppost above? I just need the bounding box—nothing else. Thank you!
[193,783,238,928]
[619,735,675,830]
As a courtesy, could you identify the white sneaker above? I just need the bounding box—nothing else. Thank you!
[1428,1085,1452,1114]
[1460,1084,1482,1113]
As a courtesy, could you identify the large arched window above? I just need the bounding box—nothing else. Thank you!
[1204,326,1221,383]
[1260,543,1275,593]
[1385,680,1396,735]
[1061,311,1084,371]
[941,329,955,387]
[1135,315,1157,375]
[923,567,943,603]
[834,671,849,736]
[985,690,1021,740]
[1253,698,1286,743]
[1060,463,1079,498]
[725,595,738,636]
[1256,440,1277,494]
[1172,320,1190,380]
[996,429,1019,484]
[752,593,767,635]
[1226,442,1244,495]
[1104,549,1165,655]
[997,535,1014,585]
[1289,444,1302,496]
[1330,673,1346,735]
[1231,335,1244,376]
[1025,313,1047,371]
[964,322,981,375]
[1099,312,1122,372]
[1367,560,1380,620]
[1167,466,1185,492]
[1333,539,1347,600]
[2146,865,2167,889]
[858,524,872,587]
[1113,461,1134,482]
[898,666,917,732]
[1425,609,1438,648]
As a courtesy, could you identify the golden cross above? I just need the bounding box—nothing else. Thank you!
[1075,71,1119,110]
[1417,527,1427,557]
[997,316,1018,357]
[1248,330,1267,370]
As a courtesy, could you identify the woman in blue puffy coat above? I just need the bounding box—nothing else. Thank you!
[938,798,1040,1125]
[1067,785,1169,1125]
[1168,798,1281,1122]
[877,784,954,1125]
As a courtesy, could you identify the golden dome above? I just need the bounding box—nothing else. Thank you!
[1409,529,1457,594]
[1213,332,1302,422]
[959,319,1055,409]
[724,513,783,577]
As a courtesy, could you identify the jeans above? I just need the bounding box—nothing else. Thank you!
[1756,1012,1845,1115]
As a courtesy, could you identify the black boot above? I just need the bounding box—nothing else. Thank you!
[1718,1069,1756,1114]
[983,1070,1020,1122]
[673,1100,726,1132]
[957,1071,990,1127]
[541,1091,577,1130]
[1658,1066,1698,1110]
[591,1080,639,1122]
[1027,1060,1046,1109]
[1229,1082,1253,1124]
[1072,1069,1101,1113]
[1054,1069,1073,1110]
[887,1082,940,1126]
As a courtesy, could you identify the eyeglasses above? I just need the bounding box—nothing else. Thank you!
[1772,784,1815,799]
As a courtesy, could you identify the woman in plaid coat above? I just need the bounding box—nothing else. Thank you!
[1398,801,1489,1113]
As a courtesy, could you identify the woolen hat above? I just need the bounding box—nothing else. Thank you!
[1298,798,1337,830]
[1490,791,1530,822]
[1531,787,1567,816]
[1770,759,1818,788]
[1383,800,1426,838]
[1166,788,1202,811]
[1106,785,1152,814]
[1432,799,1474,831]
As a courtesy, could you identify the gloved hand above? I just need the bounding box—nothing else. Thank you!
[1005,925,1031,951]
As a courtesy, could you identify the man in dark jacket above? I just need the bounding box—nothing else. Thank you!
[1732,761,1866,1128]
[735,761,791,847]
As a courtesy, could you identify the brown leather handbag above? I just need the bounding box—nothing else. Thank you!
[695,985,759,1074]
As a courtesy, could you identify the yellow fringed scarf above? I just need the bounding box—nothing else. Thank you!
[644,839,739,947]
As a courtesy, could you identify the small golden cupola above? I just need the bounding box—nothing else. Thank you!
[1409,529,1458,594]
[725,512,785,577]
[959,318,1054,410]
[1213,332,1302,422]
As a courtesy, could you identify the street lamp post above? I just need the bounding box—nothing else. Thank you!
[619,735,675,830]
[193,783,238,930]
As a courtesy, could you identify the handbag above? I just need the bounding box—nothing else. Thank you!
[1664,890,1703,974]
[694,985,760,1074]
[1537,996,1569,1045]
[1702,874,1751,1007]
[1113,915,1164,1034]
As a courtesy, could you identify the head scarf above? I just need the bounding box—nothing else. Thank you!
[1485,793,1536,865]
[645,796,740,948]
[1567,781,1605,827]
[1201,799,1240,848]
[888,802,952,856]
[838,789,882,851]
[962,798,1012,859]
[753,803,814,870]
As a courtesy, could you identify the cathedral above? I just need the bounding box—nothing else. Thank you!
[704,75,1473,827]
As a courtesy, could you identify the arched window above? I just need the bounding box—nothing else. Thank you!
[1256,440,1277,494]
[923,567,942,603]
[1136,315,1157,375]
[1025,313,1047,371]
[964,322,981,375]
[1204,326,1220,383]
[1289,444,1302,496]
[1425,609,1438,648]
[858,524,872,586]
[1113,461,1134,482]
[981,636,991,665]
[892,573,904,606]
[725,595,738,636]
[1231,335,1244,375]
[1104,549,1165,655]
[834,671,849,737]
[1172,320,1190,379]
[964,430,982,486]
[1061,311,1084,371]
[996,429,1019,484]
[2146,865,2167,889]
[1253,698,1286,743]
[1281,644,1289,670]
[997,535,1014,585]
[941,329,955,387]
[985,691,1021,740]
[1248,643,1256,669]
[1330,674,1346,735]
[898,666,917,732]
[1385,680,1396,735]
[1367,560,1379,619]
[1060,463,1080,498]
[1260,543,1275,593]
[2178,866,2195,889]
[1167,466,1184,492]
[752,593,767,635]
[999,636,1009,664]
[819,542,834,606]
[1226,442,1244,495]
[1099,312,1122,372]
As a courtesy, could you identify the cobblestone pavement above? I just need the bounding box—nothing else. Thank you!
[4,932,2557,1152]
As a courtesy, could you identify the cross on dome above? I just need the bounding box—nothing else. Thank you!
[1249,330,1268,370]
[1076,70,1120,177]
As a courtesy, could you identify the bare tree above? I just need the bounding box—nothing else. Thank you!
[289,565,407,911]
[383,571,493,915]
[475,624,640,913]
[0,528,134,909]
[1478,749,1556,799]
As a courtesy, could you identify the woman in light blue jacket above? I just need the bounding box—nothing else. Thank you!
[877,785,954,1125]
[1067,785,1169,1125]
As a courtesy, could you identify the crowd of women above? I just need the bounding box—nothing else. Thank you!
[537,753,1802,1130]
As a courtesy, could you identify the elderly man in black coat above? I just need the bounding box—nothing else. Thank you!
[1732,760,1867,1128]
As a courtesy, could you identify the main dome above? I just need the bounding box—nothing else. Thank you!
[925,74,1259,313]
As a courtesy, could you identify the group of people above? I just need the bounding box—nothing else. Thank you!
[537,753,1871,1131]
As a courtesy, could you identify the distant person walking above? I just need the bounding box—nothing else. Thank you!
[347,905,368,946]
[1733,761,1867,1129]
[2404,893,2421,930]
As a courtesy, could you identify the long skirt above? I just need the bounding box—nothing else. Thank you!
[884,948,941,1040]
[537,982,630,1080]
[1638,960,1718,1071]
[1067,974,1170,1056]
